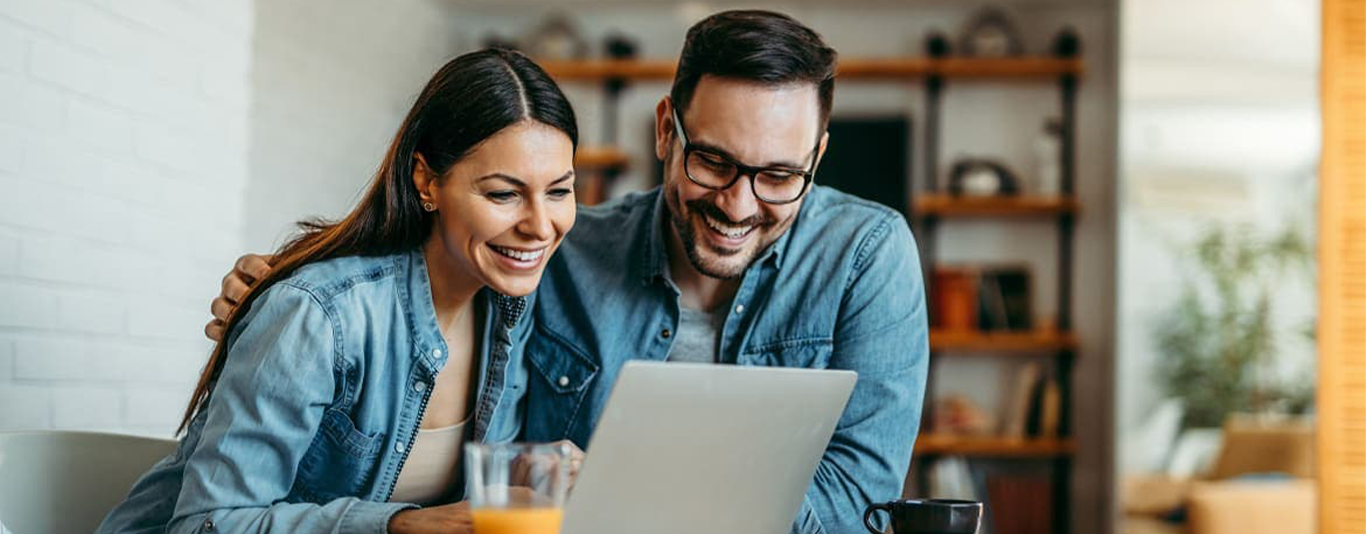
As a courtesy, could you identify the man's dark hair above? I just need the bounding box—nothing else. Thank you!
[670,10,838,126]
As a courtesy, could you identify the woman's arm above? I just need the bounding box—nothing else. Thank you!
[171,282,413,534]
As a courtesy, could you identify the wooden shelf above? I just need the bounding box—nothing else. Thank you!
[543,59,676,80]
[839,57,1083,79]
[930,330,1078,352]
[915,434,1076,457]
[914,194,1079,217]
[540,57,1083,82]
[574,146,630,171]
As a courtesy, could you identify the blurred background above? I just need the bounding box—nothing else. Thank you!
[0,0,1358,533]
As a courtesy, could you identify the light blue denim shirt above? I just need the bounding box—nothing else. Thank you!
[522,185,930,534]
[97,249,533,534]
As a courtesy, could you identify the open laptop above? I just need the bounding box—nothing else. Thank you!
[560,361,857,534]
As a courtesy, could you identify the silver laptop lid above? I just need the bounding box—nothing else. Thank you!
[562,361,857,534]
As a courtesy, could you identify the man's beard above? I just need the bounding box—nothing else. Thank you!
[665,184,777,280]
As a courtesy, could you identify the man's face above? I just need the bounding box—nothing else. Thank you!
[654,76,827,279]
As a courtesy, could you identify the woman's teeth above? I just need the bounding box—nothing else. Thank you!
[704,214,754,239]
[490,245,545,262]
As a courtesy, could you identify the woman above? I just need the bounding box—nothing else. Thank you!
[98,48,579,534]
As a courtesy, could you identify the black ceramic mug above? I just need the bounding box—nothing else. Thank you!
[863,498,983,534]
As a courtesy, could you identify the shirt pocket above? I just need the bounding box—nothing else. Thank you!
[524,325,599,441]
[741,338,834,369]
[291,408,384,502]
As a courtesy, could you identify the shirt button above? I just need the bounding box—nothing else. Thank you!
[204,520,215,531]
[661,329,672,339]
[558,376,570,387]
[431,348,442,359]
[735,304,745,313]
[413,381,426,393]
[395,441,405,453]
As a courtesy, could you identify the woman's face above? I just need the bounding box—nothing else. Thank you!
[416,120,576,297]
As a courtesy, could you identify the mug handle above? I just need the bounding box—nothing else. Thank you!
[863,502,891,534]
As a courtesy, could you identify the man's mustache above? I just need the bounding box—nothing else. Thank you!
[685,198,771,228]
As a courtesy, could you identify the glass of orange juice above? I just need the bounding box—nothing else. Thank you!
[465,442,573,534]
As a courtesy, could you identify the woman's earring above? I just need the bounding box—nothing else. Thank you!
[422,201,436,212]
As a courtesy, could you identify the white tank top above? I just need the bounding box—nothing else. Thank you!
[389,419,469,505]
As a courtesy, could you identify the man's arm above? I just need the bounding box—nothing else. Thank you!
[791,212,929,534]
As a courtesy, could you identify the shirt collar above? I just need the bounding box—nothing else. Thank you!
[405,248,527,333]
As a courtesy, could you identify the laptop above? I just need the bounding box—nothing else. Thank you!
[560,361,857,534]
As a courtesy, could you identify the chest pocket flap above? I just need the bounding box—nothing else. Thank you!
[526,325,599,394]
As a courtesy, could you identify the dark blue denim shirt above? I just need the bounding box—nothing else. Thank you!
[522,186,929,534]
[97,249,533,534]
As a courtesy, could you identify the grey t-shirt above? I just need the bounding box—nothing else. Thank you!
[665,304,726,364]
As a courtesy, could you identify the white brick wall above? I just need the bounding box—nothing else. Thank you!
[245,0,461,250]
[0,0,464,437]
[0,0,254,437]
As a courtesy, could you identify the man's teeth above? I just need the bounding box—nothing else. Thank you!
[491,245,545,262]
[703,214,754,239]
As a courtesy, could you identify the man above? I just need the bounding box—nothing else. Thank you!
[212,10,927,533]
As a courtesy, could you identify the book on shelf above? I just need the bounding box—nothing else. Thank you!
[1002,362,1041,439]
[978,267,1032,331]
[1039,378,1062,439]
[1001,362,1061,440]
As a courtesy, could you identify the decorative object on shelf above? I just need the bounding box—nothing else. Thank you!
[1032,118,1063,196]
[957,7,1024,57]
[523,13,588,60]
[1052,27,1082,58]
[603,32,638,60]
[948,158,1021,197]
[924,31,952,58]
[932,267,978,333]
[932,394,995,436]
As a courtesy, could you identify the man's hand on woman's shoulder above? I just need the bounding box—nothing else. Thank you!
[205,253,275,341]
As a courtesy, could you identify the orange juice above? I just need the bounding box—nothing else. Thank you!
[471,507,564,534]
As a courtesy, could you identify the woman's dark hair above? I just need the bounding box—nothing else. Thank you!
[178,48,577,433]
[670,10,837,125]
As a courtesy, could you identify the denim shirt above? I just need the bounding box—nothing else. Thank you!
[97,249,533,534]
[522,186,929,534]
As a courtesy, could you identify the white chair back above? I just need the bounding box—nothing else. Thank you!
[0,431,176,533]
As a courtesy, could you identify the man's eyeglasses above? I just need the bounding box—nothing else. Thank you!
[671,108,819,205]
